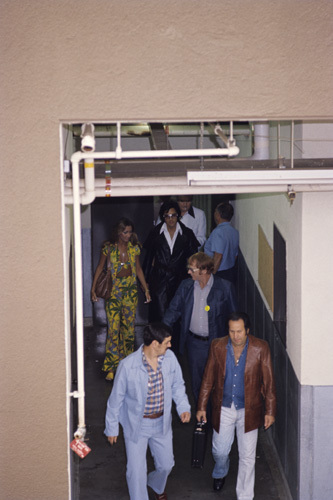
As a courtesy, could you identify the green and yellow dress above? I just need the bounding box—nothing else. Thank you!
[102,241,140,379]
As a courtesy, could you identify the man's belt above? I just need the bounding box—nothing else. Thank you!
[189,330,209,341]
[143,411,164,419]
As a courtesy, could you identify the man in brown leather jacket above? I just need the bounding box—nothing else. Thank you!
[197,311,276,499]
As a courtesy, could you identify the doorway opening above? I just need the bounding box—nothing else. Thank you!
[61,119,333,499]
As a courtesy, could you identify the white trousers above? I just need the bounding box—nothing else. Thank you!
[124,416,174,500]
[212,403,258,500]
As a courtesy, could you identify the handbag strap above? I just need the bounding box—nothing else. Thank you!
[106,245,111,270]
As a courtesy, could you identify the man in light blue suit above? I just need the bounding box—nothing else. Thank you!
[105,322,191,500]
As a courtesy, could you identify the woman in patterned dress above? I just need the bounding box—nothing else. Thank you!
[91,218,151,380]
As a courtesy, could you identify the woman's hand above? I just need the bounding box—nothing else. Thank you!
[91,251,107,302]
[144,289,151,303]
[91,289,98,302]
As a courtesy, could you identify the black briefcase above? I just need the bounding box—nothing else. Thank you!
[191,420,207,468]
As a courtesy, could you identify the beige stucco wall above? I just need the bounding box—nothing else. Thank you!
[1,1,333,498]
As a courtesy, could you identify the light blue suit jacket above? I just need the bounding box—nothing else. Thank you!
[104,346,191,443]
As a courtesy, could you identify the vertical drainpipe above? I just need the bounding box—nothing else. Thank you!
[71,152,86,440]
[252,123,270,160]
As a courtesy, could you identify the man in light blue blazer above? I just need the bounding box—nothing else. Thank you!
[105,322,191,500]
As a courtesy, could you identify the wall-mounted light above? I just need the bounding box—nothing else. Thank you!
[187,169,333,187]
[80,123,95,152]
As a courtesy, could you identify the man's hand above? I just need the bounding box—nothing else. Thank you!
[196,410,207,423]
[107,436,118,445]
[180,412,191,423]
[213,252,223,274]
[264,415,275,430]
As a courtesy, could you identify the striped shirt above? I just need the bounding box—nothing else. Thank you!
[142,352,164,416]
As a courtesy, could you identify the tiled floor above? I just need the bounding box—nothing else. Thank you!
[77,324,292,500]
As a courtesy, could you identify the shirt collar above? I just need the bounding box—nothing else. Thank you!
[188,205,195,218]
[180,205,195,219]
[142,350,164,371]
[160,221,182,235]
[194,273,214,290]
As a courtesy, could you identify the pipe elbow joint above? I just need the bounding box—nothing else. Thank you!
[74,426,87,441]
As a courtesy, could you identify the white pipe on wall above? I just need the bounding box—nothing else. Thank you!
[71,153,86,441]
[64,145,240,204]
[291,120,294,169]
[252,123,270,160]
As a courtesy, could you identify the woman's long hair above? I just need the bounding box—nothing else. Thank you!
[109,217,140,246]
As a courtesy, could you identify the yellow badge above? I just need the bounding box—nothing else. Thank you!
[205,305,210,312]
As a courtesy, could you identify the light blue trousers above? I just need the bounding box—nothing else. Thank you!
[124,416,174,500]
[212,404,258,500]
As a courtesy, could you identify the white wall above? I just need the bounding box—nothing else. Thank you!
[234,191,304,378]
[234,122,333,385]
[301,192,333,384]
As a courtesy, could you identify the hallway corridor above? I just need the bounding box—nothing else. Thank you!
[76,324,292,500]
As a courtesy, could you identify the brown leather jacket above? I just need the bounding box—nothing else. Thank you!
[197,335,276,433]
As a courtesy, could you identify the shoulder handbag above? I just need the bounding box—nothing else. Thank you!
[95,246,112,300]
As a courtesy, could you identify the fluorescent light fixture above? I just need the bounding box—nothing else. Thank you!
[187,169,333,186]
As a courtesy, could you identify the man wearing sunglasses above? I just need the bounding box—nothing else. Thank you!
[143,201,199,329]
[163,252,237,405]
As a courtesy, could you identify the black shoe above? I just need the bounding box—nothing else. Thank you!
[213,477,225,491]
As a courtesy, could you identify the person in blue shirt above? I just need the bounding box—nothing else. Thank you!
[105,322,191,500]
[204,202,239,284]
[197,312,276,499]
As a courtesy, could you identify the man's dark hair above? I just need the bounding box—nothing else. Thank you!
[177,195,193,202]
[228,311,251,331]
[215,202,234,221]
[159,200,181,221]
[143,322,173,346]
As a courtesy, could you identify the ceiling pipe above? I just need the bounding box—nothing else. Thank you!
[211,122,236,148]
[64,142,240,204]
[67,152,96,205]
[71,123,251,138]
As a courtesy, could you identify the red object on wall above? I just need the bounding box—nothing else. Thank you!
[70,439,91,459]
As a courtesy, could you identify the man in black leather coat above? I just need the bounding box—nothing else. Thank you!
[143,200,199,324]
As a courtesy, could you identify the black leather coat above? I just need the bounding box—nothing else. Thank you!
[143,221,199,321]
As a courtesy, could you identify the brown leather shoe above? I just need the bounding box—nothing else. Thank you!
[153,491,167,500]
